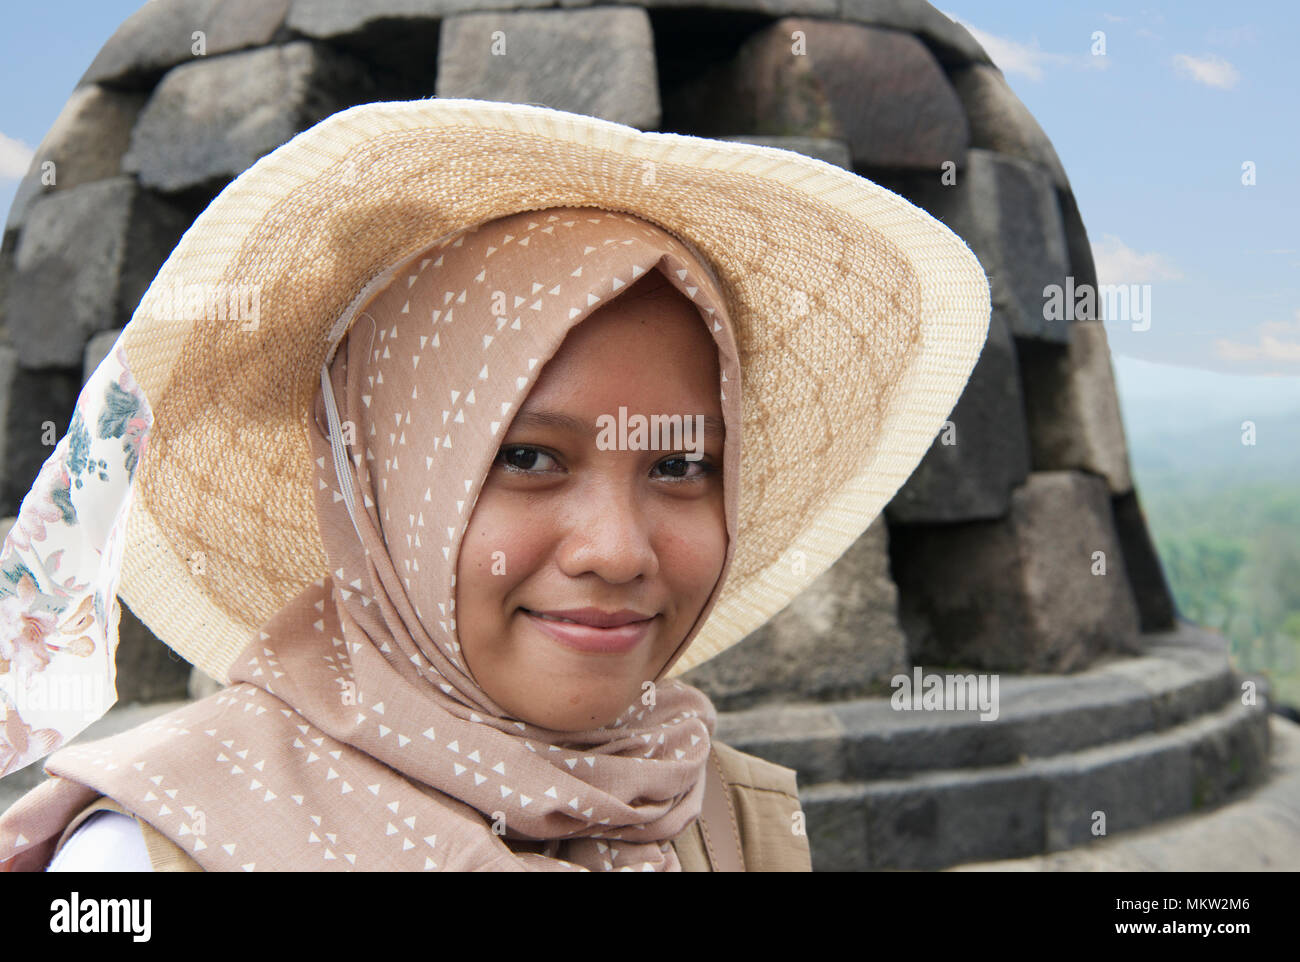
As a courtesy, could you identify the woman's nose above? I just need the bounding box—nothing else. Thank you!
[553,484,659,584]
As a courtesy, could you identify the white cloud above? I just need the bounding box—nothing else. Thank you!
[0,130,35,181]
[1215,335,1300,364]
[1103,9,1164,40]
[1171,53,1240,89]
[940,11,1076,81]
[1214,310,1300,365]
[1091,233,1184,285]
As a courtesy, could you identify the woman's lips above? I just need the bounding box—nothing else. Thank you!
[520,608,655,654]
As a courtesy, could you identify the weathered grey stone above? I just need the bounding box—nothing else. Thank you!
[6,181,130,368]
[856,770,1048,869]
[1042,698,1272,850]
[668,18,967,169]
[1111,489,1178,632]
[1000,470,1142,662]
[436,8,660,130]
[189,666,224,700]
[5,171,44,237]
[1016,322,1134,494]
[1108,633,1237,728]
[0,229,17,343]
[798,691,1273,869]
[948,712,1300,872]
[3,85,147,235]
[589,0,837,16]
[283,5,442,98]
[201,0,294,53]
[615,0,991,64]
[122,41,377,193]
[890,470,1144,673]
[113,601,194,705]
[966,153,1072,344]
[82,329,124,384]
[4,177,190,369]
[949,63,1070,191]
[836,0,993,65]
[956,150,1066,343]
[115,194,194,337]
[717,626,1239,786]
[877,149,1071,343]
[79,0,291,89]
[291,0,845,16]
[717,135,852,170]
[1188,703,1271,809]
[1,367,81,518]
[800,782,871,871]
[0,351,15,490]
[290,0,435,35]
[679,516,909,709]
[886,307,1030,522]
[1047,740,1194,852]
[1057,185,1100,303]
[288,0,547,37]
[715,702,849,783]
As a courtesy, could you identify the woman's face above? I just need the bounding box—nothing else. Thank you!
[455,271,727,731]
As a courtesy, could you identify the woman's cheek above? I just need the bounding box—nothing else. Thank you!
[467,498,551,586]
[658,504,727,578]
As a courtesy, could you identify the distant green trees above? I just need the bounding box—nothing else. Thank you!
[1144,479,1300,707]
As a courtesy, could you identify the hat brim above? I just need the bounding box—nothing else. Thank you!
[116,98,990,684]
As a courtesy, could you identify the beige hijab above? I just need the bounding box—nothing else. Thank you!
[0,206,744,871]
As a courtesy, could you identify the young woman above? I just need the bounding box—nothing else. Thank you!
[0,99,990,872]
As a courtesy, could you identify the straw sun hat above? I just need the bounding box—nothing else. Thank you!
[52,97,991,697]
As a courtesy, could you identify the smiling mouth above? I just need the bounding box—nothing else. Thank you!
[519,607,657,655]
[518,607,655,628]
[524,611,585,625]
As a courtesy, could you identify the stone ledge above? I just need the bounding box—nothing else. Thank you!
[944,715,1300,871]
[799,691,1271,869]
[716,621,1237,784]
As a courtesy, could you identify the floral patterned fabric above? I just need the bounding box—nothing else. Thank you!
[0,336,151,777]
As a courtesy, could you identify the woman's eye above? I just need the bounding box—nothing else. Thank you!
[654,457,716,481]
[494,446,716,481]
[495,445,559,474]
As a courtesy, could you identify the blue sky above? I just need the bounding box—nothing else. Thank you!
[1,1,1298,429]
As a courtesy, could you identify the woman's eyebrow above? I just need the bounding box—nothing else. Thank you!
[511,410,725,440]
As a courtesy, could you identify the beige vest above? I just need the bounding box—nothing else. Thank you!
[51,741,811,872]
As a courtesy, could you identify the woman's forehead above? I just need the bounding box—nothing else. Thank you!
[519,284,721,406]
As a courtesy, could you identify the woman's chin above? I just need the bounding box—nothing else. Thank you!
[511,695,628,734]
